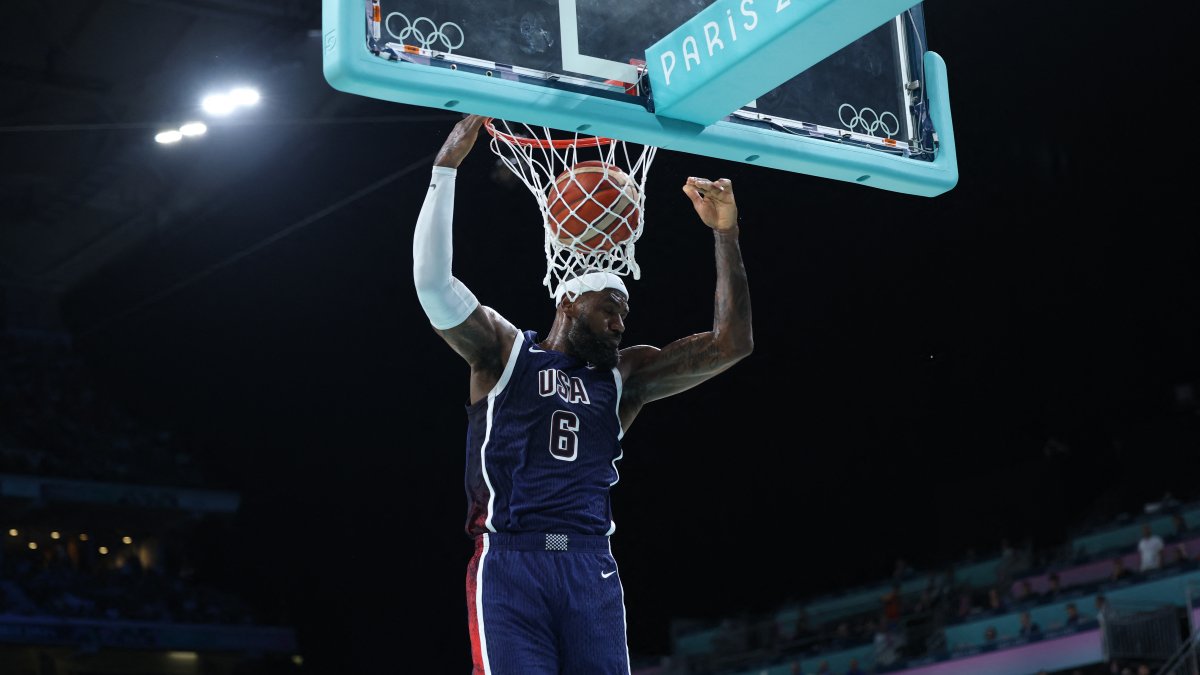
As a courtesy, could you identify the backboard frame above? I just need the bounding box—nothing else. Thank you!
[322,0,957,197]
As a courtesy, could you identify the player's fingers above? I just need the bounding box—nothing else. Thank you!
[681,184,705,204]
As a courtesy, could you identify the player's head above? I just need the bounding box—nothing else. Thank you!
[554,271,628,370]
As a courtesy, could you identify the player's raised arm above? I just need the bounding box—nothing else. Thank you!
[618,177,753,424]
[413,114,518,402]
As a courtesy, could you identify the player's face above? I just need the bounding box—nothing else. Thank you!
[566,290,628,369]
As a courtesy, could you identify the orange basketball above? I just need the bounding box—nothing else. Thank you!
[546,161,640,252]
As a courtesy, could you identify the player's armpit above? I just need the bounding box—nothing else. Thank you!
[436,305,519,403]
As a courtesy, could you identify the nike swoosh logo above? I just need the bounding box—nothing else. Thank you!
[528,346,544,353]
[601,570,617,579]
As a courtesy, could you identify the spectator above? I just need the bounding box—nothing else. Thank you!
[956,589,975,618]
[858,617,877,642]
[1172,513,1189,538]
[1064,602,1082,627]
[982,625,998,645]
[1137,524,1165,573]
[830,621,852,649]
[844,658,867,675]
[1170,542,1192,566]
[1041,573,1063,601]
[872,620,902,667]
[814,660,831,675]
[1018,610,1042,638]
[1110,557,1132,582]
[1016,579,1036,604]
[986,586,1008,614]
[881,583,902,627]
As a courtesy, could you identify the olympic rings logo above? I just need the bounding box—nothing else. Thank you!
[384,12,465,53]
[838,104,900,139]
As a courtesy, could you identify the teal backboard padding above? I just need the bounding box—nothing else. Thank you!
[646,0,924,125]
[321,0,958,197]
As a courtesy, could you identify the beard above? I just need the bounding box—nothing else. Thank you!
[566,321,619,370]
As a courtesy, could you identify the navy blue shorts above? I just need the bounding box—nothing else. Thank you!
[465,532,630,675]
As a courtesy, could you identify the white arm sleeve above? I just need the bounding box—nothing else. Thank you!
[413,166,480,330]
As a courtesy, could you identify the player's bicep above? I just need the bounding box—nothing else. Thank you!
[620,333,737,405]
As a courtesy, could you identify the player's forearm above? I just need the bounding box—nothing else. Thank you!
[413,166,480,330]
[711,226,753,358]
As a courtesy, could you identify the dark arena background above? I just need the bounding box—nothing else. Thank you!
[2,2,1199,675]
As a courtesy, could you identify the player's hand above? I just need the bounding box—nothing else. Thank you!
[434,114,487,169]
[682,177,738,232]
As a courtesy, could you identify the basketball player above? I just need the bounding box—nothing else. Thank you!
[413,114,753,674]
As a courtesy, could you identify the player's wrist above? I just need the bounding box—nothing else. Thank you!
[713,223,740,237]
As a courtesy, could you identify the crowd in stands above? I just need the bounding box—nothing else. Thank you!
[661,496,1200,675]
[1,331,268,628]
[0,534,258,625]
[0,331,210,487]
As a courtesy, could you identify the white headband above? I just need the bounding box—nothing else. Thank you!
[554,271,629,304]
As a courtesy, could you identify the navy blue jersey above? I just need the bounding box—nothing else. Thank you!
[464,330,625,537]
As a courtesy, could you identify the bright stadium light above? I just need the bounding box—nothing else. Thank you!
[155,130,183,144]
[79,533,89,541]
[50,531,61,539]
[7,529,16,537]
[98,546,109,555]
[179,121,207,136]
[229,87,260,106]
[122,536,133,544]
[202,93,235,115]
[28,542,38,550]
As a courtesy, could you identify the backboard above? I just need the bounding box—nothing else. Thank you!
[322,0,957,197]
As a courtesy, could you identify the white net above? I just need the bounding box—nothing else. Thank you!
[486,118,657,300]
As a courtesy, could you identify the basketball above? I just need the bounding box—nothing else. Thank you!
[546,161,641,252]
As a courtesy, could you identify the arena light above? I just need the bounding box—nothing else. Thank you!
[122,536,133,544]
[79,533,89,541]
[7,528,16,537]
[28,542,38,550]
[50,531,61,539]
[98,546,109,555]
[229,87,260,106]
[155,129,183,144]
[168,652,199,661]
[201,93,236,116]
[202,86,259,116]
[179,121,207,137]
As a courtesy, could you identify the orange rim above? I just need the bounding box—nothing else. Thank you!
[485,118,614,149]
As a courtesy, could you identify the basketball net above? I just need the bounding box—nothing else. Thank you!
[485,118,657,301]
